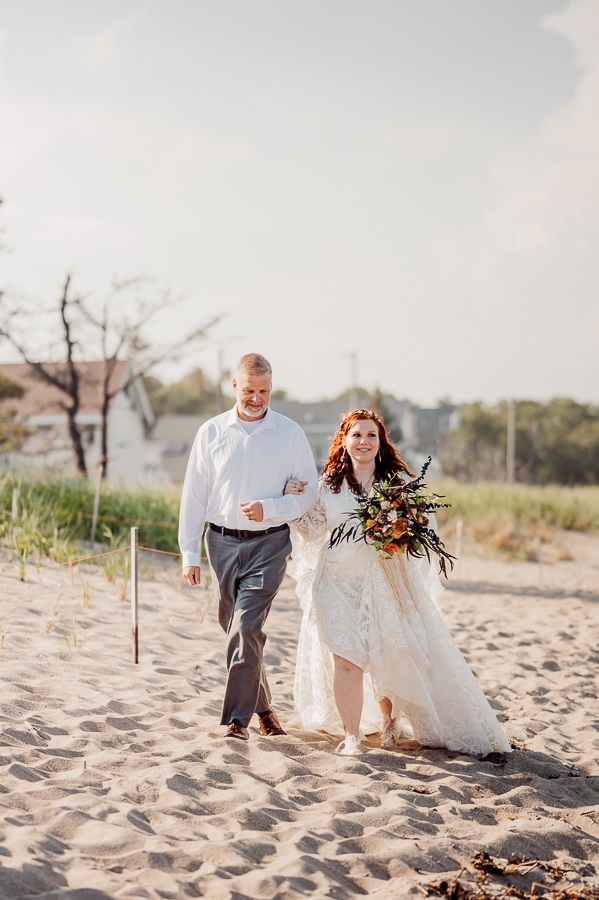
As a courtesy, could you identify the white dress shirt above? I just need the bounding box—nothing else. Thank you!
[179,406,318,569]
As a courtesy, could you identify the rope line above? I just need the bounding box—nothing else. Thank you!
[137,545,181,557]
[1,541,209,572]
[28,546,135,570]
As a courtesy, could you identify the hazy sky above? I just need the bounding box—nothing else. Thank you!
[1,0,597,405]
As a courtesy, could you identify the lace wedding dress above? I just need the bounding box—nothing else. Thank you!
[289,481,511,757]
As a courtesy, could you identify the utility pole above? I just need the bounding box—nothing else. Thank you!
[216,348,225,413]
[349,352,358,410]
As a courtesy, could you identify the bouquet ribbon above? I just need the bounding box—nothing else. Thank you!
[379,554,416,615]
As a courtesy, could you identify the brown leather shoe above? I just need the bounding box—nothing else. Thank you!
[224,721,249,740]
[258,709,287,736]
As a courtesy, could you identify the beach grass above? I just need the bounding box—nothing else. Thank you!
[2,473,598,567]
[0,473,180,576]
[433,480,599,559]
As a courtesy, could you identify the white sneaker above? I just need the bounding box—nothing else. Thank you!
[335,734,363,756]
[381,714,401,749]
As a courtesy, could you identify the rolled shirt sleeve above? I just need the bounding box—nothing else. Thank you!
[178,429,212,569]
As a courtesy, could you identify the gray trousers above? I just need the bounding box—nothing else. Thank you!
[205,525,292,727]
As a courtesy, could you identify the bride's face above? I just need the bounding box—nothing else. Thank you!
[344,418,380,466]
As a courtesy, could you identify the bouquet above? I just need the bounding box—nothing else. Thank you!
[329,457,456,577]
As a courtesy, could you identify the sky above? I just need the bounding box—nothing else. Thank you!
[0,0,598,406]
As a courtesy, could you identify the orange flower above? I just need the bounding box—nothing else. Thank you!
[391,518,408,537]
[383,542,400,553]
[366,519,376,528]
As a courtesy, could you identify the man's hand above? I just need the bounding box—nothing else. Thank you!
[284,480,308,495]
[183,566,201,586]
[240,500,264,523]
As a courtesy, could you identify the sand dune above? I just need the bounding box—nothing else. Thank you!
[0,536,598,898]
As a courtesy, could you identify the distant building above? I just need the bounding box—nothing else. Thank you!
[148,397,461,484]
[407,405,462,478]
[0,360,155,480]
[271,397,414,468]
[149,414,209,483]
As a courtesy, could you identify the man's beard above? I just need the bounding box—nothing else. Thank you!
[239,400,268,418]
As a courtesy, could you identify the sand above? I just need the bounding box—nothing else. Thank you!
[0,533,598,899]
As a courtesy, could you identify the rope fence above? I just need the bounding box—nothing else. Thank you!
[1,526,213,666]
[3,495,469,668]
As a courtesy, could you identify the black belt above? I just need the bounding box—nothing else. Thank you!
[208,522,289,540]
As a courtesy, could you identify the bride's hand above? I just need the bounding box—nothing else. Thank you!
[284,479,308,495]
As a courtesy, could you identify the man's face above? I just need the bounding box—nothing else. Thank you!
[233,372,272,421]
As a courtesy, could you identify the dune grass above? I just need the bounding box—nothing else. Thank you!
[0,473,181,577]
[1,473,597,569]
[433,480,599,560]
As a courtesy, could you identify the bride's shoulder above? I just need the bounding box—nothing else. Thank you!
[317,479,348,506]
[318,477,334,493]
[319,477,350,493]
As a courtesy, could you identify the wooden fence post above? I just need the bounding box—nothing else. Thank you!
[131,527,139,664]
[456,516,463,560]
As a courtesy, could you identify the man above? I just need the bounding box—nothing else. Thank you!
[179,353,317,740]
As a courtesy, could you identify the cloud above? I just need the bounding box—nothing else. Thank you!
[437,0,599,286]
[544,0,599,68]
[484,0,599,260]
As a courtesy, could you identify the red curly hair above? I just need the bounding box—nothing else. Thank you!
[322,409,415,495]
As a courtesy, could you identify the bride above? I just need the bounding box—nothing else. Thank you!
[286,409,511,757]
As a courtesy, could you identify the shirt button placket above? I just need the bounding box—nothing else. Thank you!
[239,428,251,529]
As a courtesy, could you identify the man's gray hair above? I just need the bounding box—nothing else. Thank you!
[236,353,272,376]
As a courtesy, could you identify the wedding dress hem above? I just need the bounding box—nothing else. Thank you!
[289,482,511,758]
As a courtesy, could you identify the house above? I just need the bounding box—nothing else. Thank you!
[411,406,461,451]
[272,398,461,475]
[147,392,462,485]
[149,398,415,484]
[270,397,414,468]
[149,414,209,483]
[0,360,155,480]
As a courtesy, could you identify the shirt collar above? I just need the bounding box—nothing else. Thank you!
[226,405,276,431]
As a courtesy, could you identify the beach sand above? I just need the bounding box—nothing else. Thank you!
[0,533,598,899]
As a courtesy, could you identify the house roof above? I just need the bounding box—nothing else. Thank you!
[271,396,412,430]
[0,360,146,421]
[151,414,208,451]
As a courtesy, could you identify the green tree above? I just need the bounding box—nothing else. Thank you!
[145,367,230,417]
[441,402,506,481]
[441,398,599,484]
[536,399,599,485]
[334,386,371,406]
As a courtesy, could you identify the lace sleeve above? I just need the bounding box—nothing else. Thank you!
[292,498,327,541]
[287,494,328,612]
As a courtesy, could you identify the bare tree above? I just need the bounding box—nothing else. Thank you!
[0,274,219,478]
[0,275,89,474]
[73,278,219,478]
